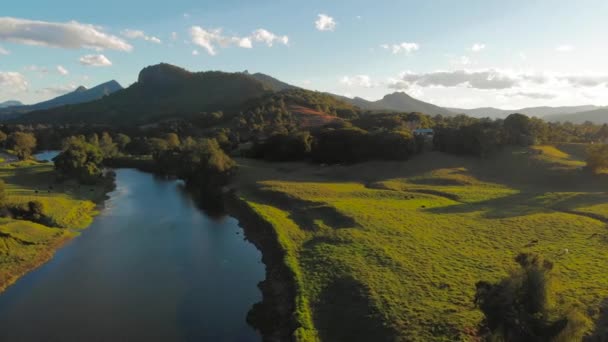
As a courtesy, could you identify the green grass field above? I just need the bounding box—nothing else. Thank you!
[0,160,107,293]
[234,145,608,341]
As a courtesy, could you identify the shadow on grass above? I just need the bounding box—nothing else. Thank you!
[426,191,608,221]
[587,299,608,341]
[314,275,397,342]
[252,188,356,230]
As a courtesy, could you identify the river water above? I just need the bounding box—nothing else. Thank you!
[0,160,264,341]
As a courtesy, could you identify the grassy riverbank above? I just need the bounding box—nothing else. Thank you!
[0,159,112,293]
[232,145,608,341]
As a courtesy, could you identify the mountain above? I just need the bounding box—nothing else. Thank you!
[0,80,123,118]
[448,105,599,118]
[247,72,298,91]
[17,63,274,125]
[336,92,455,116]
[0,100,23,108]
[545,107,608,124]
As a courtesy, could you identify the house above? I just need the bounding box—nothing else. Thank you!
[413,128,434,138]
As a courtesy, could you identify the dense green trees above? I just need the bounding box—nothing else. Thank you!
[0,130,7,148]
[475,253,590,341]
[311,127,419,163]
[8,132,37,160]
[151,136,236,193]
[54,137,104,183]
[586,144,608,174]
[251,132,312,161]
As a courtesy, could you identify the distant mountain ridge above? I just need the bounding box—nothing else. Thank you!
[0,80,123,118]
[0,100,23,108]
[544,107,608,124]
[333,92,455,116]
[447,105,600,118]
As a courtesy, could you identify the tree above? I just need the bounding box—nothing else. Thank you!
[54,138,104,183]
[99,132,118,158]
[165,133,180,149]
[586,144,608,174]
[503,113,534,146]
[475,253,590,341]
[0,130,7,148]
[0,179,6,205]
[114,133,131,152]
[8,132,37,160]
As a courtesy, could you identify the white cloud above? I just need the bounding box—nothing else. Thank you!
[381,42,419,55]
[0,17,132,51]
[79,54,112,67]
[389,69,520,90]
[340,75,374,88]
[171,32,178,41]
[190,26,288,55]
[121,29,162,44]
[251,29,288,46]
[24,65,49,74]
[315,14,336,31]
[556,44,574,52]
[388,69,608,95]
[0,45,8,55]
[506,91,557,100]
[56,65,69,75]
[471,43,485,52]
[0,72,27,92]
[192,49,199,55]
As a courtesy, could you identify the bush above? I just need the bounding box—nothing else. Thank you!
[475,253,588,341]
[586,144,608,174]
[8,132,37,160]
[54,137,104,183]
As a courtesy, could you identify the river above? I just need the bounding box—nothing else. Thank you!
[0,155,265,341]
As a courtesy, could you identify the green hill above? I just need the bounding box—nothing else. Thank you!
[17,63,273,126]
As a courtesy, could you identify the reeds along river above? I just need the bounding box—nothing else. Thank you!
[0,165,264,341]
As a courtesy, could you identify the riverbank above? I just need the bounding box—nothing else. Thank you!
[225,192,316,342]
[0,158,114,293]
[228,148,608,341]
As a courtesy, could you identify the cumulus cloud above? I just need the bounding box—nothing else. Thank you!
[0,17,132,51]
[315,14,336,31]
[79,54,112,66]
[121,29,162,44]
[190,26,288,55]
[56,65,69,75]
[389,69,519,90]
[471,43,485,52]
[251,29,288,46]
[556,44,574,52]
[506,91,557,99]
[558,75,608,87]
[381,42,419,55]
[340,75,374,88]
[0,72,27,92]
[388,69,608,95]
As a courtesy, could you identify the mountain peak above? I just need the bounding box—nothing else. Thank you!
[74,86,87,92]
[138,63,192,86]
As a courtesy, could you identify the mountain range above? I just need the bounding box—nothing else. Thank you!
[9,62,608,125]
[333,92,455,116]
[0,80,123,118]
[0,100,23,109]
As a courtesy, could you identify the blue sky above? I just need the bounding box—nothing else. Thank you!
[2,0,608,109]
